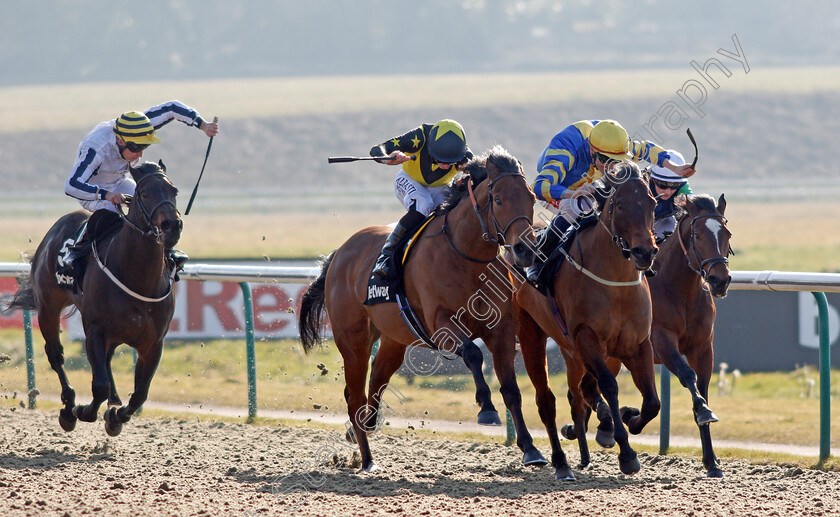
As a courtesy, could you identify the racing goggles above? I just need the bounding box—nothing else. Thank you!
[123,141,150,153]
[652,178,684,190]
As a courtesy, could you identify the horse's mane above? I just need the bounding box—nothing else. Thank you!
[675,193,718,219]
[435,145,519,216]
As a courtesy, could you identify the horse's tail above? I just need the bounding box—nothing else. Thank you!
[299,251,336,353]
[4,263,35,313]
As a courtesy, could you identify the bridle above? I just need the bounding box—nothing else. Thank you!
[598,176,652,259]
[442,169,533,263]
[676,212,731,280]
[118,172,179,244]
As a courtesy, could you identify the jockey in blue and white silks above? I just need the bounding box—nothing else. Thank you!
[649,150,693,243]
[65,100,219,213]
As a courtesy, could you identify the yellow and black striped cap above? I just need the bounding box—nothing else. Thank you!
[113,111,162,144]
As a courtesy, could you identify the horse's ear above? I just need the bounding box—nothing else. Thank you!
[717,193,726,215]
[158,159,166,173]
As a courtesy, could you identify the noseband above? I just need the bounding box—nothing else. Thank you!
[119,172,179,243]
[677,213,731,280]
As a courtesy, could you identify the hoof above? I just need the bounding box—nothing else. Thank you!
[58,408,77,432]
[560,424,577,440]
[345,427,358,444]
[523,448,549,467]
[555,467,576,481]
[595,428,616,449]
[477,410,502,426]
[361,461,380,473]
[619,406,640,425]
[72,405,97,423]
[696,407,719,426]
[619,453,641,475]
[104,407,123,437]
[707,467,724,478]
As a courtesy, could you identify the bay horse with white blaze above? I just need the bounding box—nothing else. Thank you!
[7,161,181,436]
[298,146,557,473]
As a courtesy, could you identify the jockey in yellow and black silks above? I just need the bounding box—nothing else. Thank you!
[526,119,695,288]
[369,119,474,279]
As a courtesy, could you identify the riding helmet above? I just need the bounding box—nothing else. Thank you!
[113,111,162,145]
[589,120,632,160]
[427,119,467,164]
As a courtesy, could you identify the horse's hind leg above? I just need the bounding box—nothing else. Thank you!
[105,342,163,436]
[337,330,378,472]
[73,328,110,423]
[39,304,77,431]
[459,340,501,426]
[364,337,407,433]
[687,340,724,478]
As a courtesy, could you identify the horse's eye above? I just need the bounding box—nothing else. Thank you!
[494,196,503,206]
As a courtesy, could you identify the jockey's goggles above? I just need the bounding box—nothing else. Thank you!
[594,152,617,165]
[123,141,150,153]
[652,178,684,190]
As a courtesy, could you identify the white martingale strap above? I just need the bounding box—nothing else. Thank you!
[559,248,643,287]
[92,241,172,302]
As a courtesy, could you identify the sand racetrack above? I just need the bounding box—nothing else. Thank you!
[1,408,838,517]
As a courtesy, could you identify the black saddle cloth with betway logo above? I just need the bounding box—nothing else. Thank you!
[56,210,123,292]
[364,215,435,306]
[530,213,600,295]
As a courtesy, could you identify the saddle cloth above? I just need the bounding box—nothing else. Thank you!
[364,214,436,306]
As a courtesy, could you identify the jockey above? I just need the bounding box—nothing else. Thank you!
[62,101,219,274]
[525,119,695,286]
[649,150,693,243]
[369,119,474,279]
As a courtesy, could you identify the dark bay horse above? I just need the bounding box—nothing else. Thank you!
[7,161,181,436]
[562,193,732,477]
[298,146,551,473]
[510,162,660,479]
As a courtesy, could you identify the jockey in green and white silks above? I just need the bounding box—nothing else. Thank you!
[65,100,218,213]
[649,150,693,243]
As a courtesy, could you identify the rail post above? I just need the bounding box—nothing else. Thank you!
[812,292,831,461]
[659,365,671,454]
[240,282,258,421]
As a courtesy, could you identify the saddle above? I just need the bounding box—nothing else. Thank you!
[531,213,599,296]
[364,214,436,306]
[56,210,124,293]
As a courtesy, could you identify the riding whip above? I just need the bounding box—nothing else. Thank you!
[686,128,698,169]
[184,116,218,216]
[328,155,416,164]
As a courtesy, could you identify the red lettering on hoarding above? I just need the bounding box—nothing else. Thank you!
[252,285,290,332]
[187,281,241,331]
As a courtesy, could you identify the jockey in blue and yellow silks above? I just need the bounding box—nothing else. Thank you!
[526,119,696,287]
[369,119,474,279]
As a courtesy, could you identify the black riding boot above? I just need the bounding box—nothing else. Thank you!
[525,214,572,286]
[167,249,189,281]
[371,208,426,279]
[60,225,93,282]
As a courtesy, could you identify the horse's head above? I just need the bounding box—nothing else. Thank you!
[462,145,537,267]
[676,193,732,298]
[128,160,182,249]
[601,161,658,270]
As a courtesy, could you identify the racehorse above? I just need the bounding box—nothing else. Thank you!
[510,161,660,479]
[298,146,554,473]
[7,161,181,436]
[561,193,732,477]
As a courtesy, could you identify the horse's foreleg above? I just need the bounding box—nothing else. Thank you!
[620,338,661,436]
[687,340,724,478]
[105,345,122,407]
[365,337,407,434]
[74,329,110,423]
[105,342,162,436]
[459,340,501,426]
[40,307,77,431]
[652,327,717,426]
[561,351,592,471]
[487,323,548,468]
[518,310,572,479]
[577,328,640,475]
